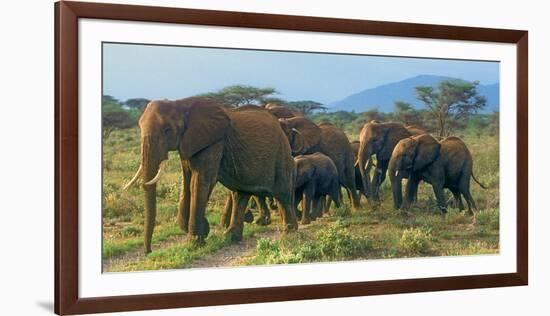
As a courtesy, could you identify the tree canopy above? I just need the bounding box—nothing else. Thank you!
[199,85,278,107]
[102,95,136,140]
[416,79,486,136]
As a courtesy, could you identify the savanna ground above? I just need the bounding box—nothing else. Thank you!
[102,128,499,272]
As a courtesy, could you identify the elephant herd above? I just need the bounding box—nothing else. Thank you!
[123,97,485,254]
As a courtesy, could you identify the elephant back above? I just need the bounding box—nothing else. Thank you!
[439,136,473,179]
[318,123,355,184]
[220,108,294,194]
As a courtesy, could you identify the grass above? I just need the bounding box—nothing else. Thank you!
[102,128,500,271]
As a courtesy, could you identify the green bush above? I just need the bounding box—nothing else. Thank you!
[476,208,499,230]
[316,224,371,259]
[334,205,352,218]
[399,227,433,255]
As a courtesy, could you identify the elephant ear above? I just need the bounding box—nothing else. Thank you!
[413,134,441,171]
[290,128,306,155]
[375,123,395,160]
[179,102,230,160]
[290,117,321,153]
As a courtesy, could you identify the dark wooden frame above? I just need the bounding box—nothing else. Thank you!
[55,1,528,314]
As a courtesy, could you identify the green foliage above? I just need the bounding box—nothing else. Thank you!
[399,227,433,255]
[286,100,327,116]
[199,85,278,107]
[316,224,371,259]
[415,79,487,136]
[102,95,137,139]
[393,101,425,128]
[334,204,352,219]
[124,98,150,111]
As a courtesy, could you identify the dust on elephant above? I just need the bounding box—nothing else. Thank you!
[356,121,424,202]
[278,117,361,210]
[388,134,486,215]
[124,98,298,253]
[294,153,341,224]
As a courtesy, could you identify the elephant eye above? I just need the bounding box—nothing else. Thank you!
[163,126,172,135]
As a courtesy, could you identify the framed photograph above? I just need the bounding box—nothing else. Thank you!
[55,1,528,315]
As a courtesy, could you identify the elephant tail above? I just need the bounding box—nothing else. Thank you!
[471,170,487,189]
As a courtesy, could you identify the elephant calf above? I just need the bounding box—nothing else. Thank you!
[294,153,341,224]
[389,134,486,215]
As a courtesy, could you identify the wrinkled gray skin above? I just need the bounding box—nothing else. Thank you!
[129,98,298,253]
[388,134,485,215]
[356,121,424,202]
[278,118,361,210]
[294,153,342,224]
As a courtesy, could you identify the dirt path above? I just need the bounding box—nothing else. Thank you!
[185,229,280,268]
[102,234,188,272]
[103,227,282,272]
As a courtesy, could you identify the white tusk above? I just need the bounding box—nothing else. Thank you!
[123,164,142,190]
[144,161,166,186]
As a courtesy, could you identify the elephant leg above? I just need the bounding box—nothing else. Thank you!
[294,188,303,220]
[449,188,465,211]
[254,196,271,226]
[432,183,447,214]
[187,143,222,245]
[225,191,251,242]
[372,161,389,201]
[275,195,298,232]
[462,190,478,216]
[301,184,315,225]
[220,193,233,228]
[323,195,332,215]
[404,175,420,210]
[177,161,191,232]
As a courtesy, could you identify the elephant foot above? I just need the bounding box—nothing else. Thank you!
[224,226,243,243]
[244,210,254,223]
[187,234,206,247]
[255,216,271,226]
[300,217,311,225]
[284,222,298,232]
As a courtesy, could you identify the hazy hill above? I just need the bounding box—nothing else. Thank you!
[328,74,499,113]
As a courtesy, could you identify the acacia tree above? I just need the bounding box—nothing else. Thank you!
[286,100,327,116]
[102,95,135,140]
[124,98,150,112]
[200,85,278,107]
[416,80,487,136]
[393,101,423,127]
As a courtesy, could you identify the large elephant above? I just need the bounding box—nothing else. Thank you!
[124,98,298,253]
[294,153,341,224]
[278,118,361,210]
[356,121,424,202]
[388,134,486,214]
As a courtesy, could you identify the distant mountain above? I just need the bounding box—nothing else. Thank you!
[328,75,499,113]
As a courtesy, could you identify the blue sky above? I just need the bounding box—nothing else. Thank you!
[103,43,499,104]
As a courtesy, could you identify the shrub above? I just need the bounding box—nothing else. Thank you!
[476,208,499,230]
[121,225,142,238]
[399,227,433,255]
[334,205,351,218]
[316,224,371,259]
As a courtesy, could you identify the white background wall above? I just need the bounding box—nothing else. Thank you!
[0,0,546,315]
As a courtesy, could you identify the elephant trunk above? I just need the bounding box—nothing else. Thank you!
[388,158,403,210]
[356,141,373,199]
[141,137,162,254]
